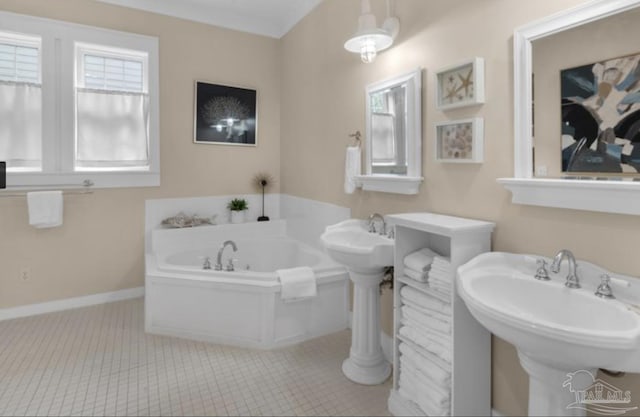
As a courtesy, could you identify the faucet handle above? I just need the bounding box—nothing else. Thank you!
[368,222,377,233]
[595,274,615,299]
[225,258,237,272]
[535,259,550,281]
[203,257,212,270]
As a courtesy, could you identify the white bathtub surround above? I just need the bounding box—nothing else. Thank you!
[146,220,349,349]
[145,194,350,252]
[277,266,317,301]
[27,190,64,228]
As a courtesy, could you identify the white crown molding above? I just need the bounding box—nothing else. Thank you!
[95,0,322,38]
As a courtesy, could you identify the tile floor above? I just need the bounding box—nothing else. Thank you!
[0,298,391,416]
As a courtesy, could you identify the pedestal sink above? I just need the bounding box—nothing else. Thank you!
[457,252,640,416]
[321,219,394,385]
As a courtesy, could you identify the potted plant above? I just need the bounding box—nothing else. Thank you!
[227,198,248,224]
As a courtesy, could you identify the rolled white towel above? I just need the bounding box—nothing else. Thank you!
[402,305,451,334]
[400,325,452,363]
[400,286,451,313]
[404,248,439,272]
[398,386,451,417]
[402,319,451,347]
[404,269,428,283]
[401,298,451,323]
[399,342,450,386]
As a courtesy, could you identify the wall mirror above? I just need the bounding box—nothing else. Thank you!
[499,0,640,216]
[357,68,423,195]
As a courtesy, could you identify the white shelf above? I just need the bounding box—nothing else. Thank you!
[387,212,494,417]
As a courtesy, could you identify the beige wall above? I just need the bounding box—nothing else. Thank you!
[280,0,640,415]
[0,0,281,307]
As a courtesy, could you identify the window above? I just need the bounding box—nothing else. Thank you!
[0,32,42,171]
[0,11,159,189]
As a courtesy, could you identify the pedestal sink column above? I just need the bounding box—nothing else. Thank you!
[342,267,391,385]
[519,353,596,417]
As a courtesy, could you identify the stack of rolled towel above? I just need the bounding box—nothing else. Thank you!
[398,271,453,415]
[403,247,453,297]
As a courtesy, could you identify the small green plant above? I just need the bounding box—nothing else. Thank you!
[227,198,248,211]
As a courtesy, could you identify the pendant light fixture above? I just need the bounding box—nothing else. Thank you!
[344,0,400,64]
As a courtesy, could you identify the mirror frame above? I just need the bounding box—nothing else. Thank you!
[357,67,423,195]
[499,0,640,216]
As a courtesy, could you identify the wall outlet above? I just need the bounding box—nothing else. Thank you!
[20,267,31,281]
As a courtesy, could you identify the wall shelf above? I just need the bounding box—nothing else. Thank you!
[386,212,494,416]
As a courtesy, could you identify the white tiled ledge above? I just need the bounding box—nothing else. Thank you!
[498,178,640,216]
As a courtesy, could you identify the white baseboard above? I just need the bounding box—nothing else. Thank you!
[0,287,144,321]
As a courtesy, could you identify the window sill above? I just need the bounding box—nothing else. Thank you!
[356,175,423,195]
[498,177,640,216]
[6,171,160,190]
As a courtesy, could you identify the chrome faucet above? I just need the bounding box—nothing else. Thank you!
[215,240,238,271]
[550,249,581,289]
[368,213,386,235]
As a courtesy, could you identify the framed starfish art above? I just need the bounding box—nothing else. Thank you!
[435,58,485,110]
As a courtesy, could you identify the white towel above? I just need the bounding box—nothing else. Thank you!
[404,248,439,272]
[402,306,451,334]
[400,325,452,363]
[27,191,63,228]
[344,146,361,194]
[401,298,451,324]
[398,386,451,417]
[399,342,451,380]
[402,318,451,346]
[400,286,451,313]
[404,269,428,283]
[277,267,317,301]
[400,359,451,404]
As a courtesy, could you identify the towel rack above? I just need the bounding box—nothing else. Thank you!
[0,180,94,198]
[348,131,362,147]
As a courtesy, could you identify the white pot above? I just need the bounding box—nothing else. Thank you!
[230,210,246,224]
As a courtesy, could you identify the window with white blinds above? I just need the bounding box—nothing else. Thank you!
[0,11,159,189]
[76,45,150,170]
[0,32,42,171]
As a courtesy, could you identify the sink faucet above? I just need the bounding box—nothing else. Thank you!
[368,213,386,235]
[215,240,238,271]
[550,249,581,289]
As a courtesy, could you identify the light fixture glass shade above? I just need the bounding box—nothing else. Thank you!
[344,29,393,64]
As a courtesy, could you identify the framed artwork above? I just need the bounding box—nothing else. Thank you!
[435,57,485,110]
[435,118,484,163]
[560,52,640,175]
[193,81,257,146]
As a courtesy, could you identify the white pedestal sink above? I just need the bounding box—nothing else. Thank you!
[457,252,640,417]
[321,219,394,385]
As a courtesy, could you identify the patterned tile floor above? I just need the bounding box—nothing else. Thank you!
[0,298,391,416]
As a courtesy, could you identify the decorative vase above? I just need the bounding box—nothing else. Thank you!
[230,210,245,224]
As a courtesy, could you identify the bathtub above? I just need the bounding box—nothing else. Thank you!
[145,220,349,349]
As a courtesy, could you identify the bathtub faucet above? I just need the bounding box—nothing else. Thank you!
[215,240,238,271]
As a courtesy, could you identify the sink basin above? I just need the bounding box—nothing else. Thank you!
[320,219,394,271]
[457,252,640,416]
[457,252,640,371]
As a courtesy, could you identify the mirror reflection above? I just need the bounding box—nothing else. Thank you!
[370,86,407,175]
[531,6,640,179]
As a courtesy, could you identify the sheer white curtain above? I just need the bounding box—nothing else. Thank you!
[0,81,42,169]
[76,88,149,168]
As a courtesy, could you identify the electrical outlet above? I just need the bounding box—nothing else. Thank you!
[20,267,31,281]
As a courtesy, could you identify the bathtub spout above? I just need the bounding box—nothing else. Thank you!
[215,240,238,271]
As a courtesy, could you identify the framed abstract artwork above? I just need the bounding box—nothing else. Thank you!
[193,81,257,146]
[435,57,485,110]
[435,118,484,163]
[561,52,640,175]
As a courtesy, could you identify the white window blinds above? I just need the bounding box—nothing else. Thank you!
[0,36,42,170]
